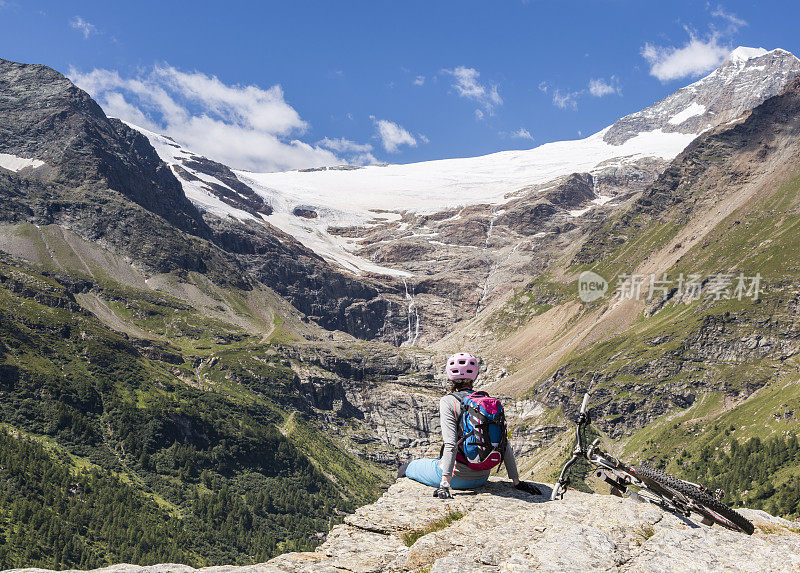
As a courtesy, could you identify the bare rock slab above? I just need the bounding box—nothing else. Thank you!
[8,478,800,573]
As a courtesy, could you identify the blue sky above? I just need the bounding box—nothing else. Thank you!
[1,1,799,171]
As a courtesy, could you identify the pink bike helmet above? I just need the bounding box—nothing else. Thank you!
[446,352,479,381]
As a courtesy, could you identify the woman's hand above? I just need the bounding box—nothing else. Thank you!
[433,487,453,499]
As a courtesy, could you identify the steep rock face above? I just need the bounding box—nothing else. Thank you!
[172,159,273,217]
[0,59,207,236]
[16,478,799,573]
[278,343,442,462]
[576,73,800,269]
[541,172,596,208]
[207,216,406,341]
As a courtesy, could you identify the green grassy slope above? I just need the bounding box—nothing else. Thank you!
[0,255,387,569]
[498,104,800,518]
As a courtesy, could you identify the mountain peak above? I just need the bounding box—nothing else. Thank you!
[727,46,769,63]
[603,46,800,145]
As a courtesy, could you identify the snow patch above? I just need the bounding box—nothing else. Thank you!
[568,206,592,218]
[265,209,411,277]
[242,127,694,219]
[728,47,769,64]
[225,127,692,276]
[667,103,706,125]
[123,121,192,164]
[129,120,411,277]
[591,195,614,206]
[0,153,45,172]
[167,165,257,223]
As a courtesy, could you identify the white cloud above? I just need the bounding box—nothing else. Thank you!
[417,133,430,144]
[70,16,96,38]
[474,109,485,121]
[318,137,377,165]
[414,75,425,86]
[542,77,617,109]
[442,66,502,114]
[710,5,747,30]
[641,35,731,81]
[372,118,417,153]
[317,137,372,154]
[349,152,378,166]
[100,91,162,132]
[641,6,747,83]
[511,128,533,140]
[588,76,620,97]
[69,65,346,172]
[552,89,580,110]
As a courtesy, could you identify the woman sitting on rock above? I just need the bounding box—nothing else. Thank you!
[398,352,541,499]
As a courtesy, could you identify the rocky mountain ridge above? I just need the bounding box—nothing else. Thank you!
[603,47,800,144]
[522,73,800,437]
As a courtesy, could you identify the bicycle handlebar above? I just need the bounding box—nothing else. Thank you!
[580,393,590,415]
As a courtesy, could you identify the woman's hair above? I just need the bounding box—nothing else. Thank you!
[449,379,474,393]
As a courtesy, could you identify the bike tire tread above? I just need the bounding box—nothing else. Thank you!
[633,464,754,535]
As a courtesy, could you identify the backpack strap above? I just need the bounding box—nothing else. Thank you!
[441,391,469,459]
[449,391,473,449]
[449,390,471,403]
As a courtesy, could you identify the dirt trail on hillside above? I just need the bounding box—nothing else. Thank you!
[75,293,157,340]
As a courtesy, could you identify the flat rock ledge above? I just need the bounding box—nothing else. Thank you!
[10,478,800,573]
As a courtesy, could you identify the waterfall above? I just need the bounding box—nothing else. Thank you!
[476,209,499,316]
[402,278,420,346]
[484,214,495,248]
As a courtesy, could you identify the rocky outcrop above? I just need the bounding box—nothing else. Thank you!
[277,343,442,462]
[15,478,799,573]
[495,201,560,235]
[173,156,273,217]
[541,173,595,209]
[0,60,208,237]
[292,206,318,219]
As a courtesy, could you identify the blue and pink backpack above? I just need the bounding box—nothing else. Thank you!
[452,390,507,471]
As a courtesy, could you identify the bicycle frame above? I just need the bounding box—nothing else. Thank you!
[551,393,634,500]
[551,394,695,513]
[550,393,752,533]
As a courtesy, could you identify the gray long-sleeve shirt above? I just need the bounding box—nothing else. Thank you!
[438,394,519,487]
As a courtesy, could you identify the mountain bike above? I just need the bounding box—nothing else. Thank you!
[550,393,754,535]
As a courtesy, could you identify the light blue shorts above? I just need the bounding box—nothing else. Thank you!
[405,458,489,490]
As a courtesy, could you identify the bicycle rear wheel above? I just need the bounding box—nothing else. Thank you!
[633,465,754,535]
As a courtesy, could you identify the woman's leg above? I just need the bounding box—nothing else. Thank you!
[405,458,442,487]
[405,459,490,490]
[449,475,489,490]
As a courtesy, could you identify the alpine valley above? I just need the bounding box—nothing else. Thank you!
[1,46,800,571]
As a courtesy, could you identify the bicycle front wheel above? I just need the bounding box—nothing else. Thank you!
[633,464,754,535]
